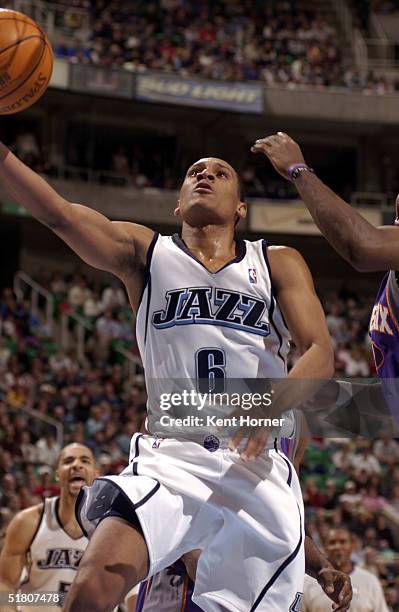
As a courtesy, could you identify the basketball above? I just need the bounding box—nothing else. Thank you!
[0,8,53,115]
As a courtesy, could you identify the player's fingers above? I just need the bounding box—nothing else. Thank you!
[254,137,275,147]
[228,429,245,452]
[240,429,261,459]
[336,578,352,607]
[332,602,351,612]
[242,428,268,460]
[254,429,269,458]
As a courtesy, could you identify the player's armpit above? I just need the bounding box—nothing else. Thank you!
[53,204,155,277]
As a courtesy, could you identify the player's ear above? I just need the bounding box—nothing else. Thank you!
[237,201,247,221]
[55,469,60,482]
[174,200,181,217]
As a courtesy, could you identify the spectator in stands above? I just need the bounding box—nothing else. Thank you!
[0,337,10,371]
[67,276,92,309]
[50,272,67,295]
[374,437,399,466]
[351,442,381,476]
[32,470,60,498]
[83,290,104,318]
[35,433,61,468]
[11,129,41,169]
[302,527,389,611]
[101,280,126,310]
[49,349,73,374]
[19,431,37,464]
[95,308,123,353]
[111,146,130,174]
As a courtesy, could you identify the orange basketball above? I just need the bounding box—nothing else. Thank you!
[0,8,53,115]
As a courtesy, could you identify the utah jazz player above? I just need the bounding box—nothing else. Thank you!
[0,444,97,610]
[0,140,333,611]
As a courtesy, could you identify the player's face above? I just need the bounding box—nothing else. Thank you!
[56,444,97,497]
[176,158,246,227]
[324,529,353,569]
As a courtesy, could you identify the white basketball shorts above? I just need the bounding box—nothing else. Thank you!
[77,434,305,611]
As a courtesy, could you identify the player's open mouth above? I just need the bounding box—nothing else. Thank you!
[69,476,86,485]
[194,181,213,193]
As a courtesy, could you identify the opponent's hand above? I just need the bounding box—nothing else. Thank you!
[251,132,305,180]
[317,567,352,611]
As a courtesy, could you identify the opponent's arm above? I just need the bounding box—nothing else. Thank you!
[305,536,352,611]
[0,143,154,276]
[0,506,42,611]
[252,133,399,272]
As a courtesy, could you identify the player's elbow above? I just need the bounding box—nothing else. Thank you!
[346,241,381,273]
[317,342,335,378]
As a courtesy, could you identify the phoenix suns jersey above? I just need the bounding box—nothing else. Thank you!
[369,270,399,378]
[369,270,399,427]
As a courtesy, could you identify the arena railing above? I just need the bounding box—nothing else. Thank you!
[60,309,142,383]
[13,271,142,383]
[14,271,54,336]
[60,309,90,363]
[330,0,368,76]
[7,404,64,449]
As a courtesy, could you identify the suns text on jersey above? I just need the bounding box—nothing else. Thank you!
[369,304,394,336]
[37,548,84,570]
[152,287,270,336]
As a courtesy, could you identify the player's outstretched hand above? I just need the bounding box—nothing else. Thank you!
[251,132,305,180]
[317,567,352,611]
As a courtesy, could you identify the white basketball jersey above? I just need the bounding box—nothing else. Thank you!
[19,497,87,610]
[137,234,290,381]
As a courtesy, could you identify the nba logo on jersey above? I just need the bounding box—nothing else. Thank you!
[248,268,257,284]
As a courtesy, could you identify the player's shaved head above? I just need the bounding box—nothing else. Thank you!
[57,443,95,467]
[56,443,97,498]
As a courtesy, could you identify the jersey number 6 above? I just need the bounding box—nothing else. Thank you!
[195,348,226,393]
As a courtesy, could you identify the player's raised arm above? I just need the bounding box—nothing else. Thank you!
[0,506,41,611]
[0,143,154,276]
[252,133,399,273]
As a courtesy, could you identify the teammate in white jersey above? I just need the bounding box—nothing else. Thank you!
[0,142,334,611]
[0,443,97,611]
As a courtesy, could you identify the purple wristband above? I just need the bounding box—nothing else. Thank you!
[288,163,310,181]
